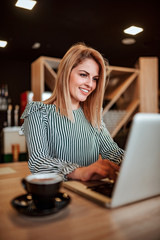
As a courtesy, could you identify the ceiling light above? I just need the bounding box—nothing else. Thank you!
[0,40,7,48]
[32,42,41,49]
[15,0,37,10]
[124,25,143,35]
[121,38,136,45]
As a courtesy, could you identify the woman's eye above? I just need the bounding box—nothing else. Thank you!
[93,77,99,81]
[80,73,87,77]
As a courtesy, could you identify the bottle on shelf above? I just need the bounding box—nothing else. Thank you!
[7,104,12,127]
[0,87,2,110]
[1,85,6,110]
[14,105,19,126]
[0,84,13,129]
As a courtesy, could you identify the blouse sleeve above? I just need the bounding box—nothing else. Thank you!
[99,119,125,165]
[21,102,79,180]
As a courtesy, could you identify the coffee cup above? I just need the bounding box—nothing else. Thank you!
[22,173,63,210]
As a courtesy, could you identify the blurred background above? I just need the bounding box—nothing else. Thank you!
[0,0,159,106]
[0,0,159,162]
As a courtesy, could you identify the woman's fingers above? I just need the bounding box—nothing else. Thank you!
[96,158,120,181]
[108,161,120,171]
[108,168,118,181]
[80,166,107,181]
[76,158,120,181]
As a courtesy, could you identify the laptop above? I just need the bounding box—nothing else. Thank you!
[63,113,160,208]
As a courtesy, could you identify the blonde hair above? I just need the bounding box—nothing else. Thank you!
[43,42,108,129]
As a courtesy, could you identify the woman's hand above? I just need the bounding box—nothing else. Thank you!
[67,156,120,182]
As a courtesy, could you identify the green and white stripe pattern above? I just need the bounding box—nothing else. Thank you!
[21,102,124,179]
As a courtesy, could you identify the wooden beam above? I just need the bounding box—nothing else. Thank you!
[31,57,44,101]
[138,57,159,113]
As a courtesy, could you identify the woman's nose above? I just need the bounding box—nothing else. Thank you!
[85,77,93,87]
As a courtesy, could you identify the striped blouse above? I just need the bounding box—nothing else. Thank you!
[21,101,124,179]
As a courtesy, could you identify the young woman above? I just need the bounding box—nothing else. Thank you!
[21,43,124,181]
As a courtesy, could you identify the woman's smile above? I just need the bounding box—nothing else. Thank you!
[79,87,90,95]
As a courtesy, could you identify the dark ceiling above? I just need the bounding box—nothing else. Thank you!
[0,0,160,68]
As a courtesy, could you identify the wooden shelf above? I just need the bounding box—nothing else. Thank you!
[111,99,139,137]
[31,56,61,101]
[103,99,139,138]
[103,72,138,114]
[31,56,159,138]
[109,66,139,74]
[105,72,138,100]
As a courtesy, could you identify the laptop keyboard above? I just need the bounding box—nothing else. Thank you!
[87,181,115,198]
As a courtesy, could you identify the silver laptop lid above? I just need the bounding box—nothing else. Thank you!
[111,113,160,208]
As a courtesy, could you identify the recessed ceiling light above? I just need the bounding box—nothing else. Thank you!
[32,42,41,49]
[124,25,143,35]
[15,0,37,10]
[122,38,136,45]
[0,40,7,48]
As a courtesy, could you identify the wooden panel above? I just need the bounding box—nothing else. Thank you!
[139,57,159,113]
[44,62,56,91]
[31,56,61,101]
[109,66,139,75]
[31,57,44,101]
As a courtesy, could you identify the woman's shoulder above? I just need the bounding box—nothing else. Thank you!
[21,101,55,119]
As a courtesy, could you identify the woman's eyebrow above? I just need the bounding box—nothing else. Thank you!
[79,70,89,75]
[79,70,99,77]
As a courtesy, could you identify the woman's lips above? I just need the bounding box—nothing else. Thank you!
[79,87,89,93]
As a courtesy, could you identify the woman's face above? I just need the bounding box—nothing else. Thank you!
[69,58,99,110]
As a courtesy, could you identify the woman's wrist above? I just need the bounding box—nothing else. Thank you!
[67,167,82,180]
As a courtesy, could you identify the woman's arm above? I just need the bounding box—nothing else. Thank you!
[67,156,120,181]
[99,120,125,165]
